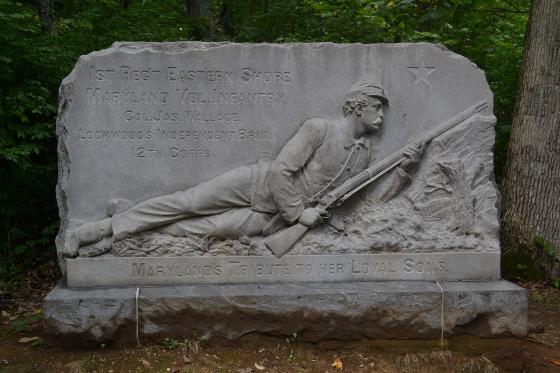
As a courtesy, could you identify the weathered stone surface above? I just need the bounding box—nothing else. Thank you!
[44,286,136,346]
[43,280,527,346]
[56,42,500,284]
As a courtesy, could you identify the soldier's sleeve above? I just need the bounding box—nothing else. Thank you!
[269,119,327,223]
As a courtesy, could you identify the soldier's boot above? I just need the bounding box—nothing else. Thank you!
[75,218,112,246]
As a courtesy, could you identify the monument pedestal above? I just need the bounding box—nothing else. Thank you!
[44,280,526,346]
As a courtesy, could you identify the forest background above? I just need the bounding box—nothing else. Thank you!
[0,0,530,281]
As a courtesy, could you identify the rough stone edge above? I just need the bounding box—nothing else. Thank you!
[43,280,526,347]
[55,62,76,274]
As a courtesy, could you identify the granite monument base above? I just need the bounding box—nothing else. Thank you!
[44,280,526,347]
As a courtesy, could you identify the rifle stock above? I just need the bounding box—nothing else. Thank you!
[265,223,309,258]
[264,100,488,258]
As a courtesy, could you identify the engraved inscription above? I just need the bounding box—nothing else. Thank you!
[78,65,293,166]
[79,129,153,141]
[351,260,397,274]
[67,253,501,287]
[89,66,162,81]
[129,257,450,280]
[132,262,224,278]
[403,258,447,273]
[167,68,234,83]
[86,88,169,105]
[130,146,215,159]
[178,89,287,105]
[124,110,240,124]
[240,68,291,83]
[120,66,162,81]
[88,66,293,84]
[77,128,272,142]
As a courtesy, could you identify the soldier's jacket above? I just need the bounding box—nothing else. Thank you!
[251,118,410,223]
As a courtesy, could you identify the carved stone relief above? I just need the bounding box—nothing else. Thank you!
[56,42,499,284]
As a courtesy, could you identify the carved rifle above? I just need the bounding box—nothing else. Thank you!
[264,100,488,258]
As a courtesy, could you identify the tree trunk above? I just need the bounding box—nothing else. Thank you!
[38,0,56,34]
[501,0,560,280]
[219,0,234,37]
[185,0,213,40]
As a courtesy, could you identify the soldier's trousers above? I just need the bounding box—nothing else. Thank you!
[111,164,273,239]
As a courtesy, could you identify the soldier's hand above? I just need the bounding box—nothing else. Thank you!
[400,142,425,169]
[298,207,328,227]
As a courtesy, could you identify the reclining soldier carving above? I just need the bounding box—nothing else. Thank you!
[68,82,424,258]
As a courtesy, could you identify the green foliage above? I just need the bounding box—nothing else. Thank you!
[11,319,31,333]
[11,314,41,333]
[0,0,190,280]
[501,251,546,281]
[0,0,529,280]
[534,236,557,257]
[285,332,298,360]
[551,258,560,289]
[163,337,182,350]
[1,1,58,279]
[502,236,559,281]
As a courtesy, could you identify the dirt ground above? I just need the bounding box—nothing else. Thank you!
[0,266,559,373]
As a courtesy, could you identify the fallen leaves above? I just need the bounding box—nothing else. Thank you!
[254,362,266,370]
[550,359,560,366]
[237,368,254,373]
[331,356,343,369]
[141,358,152,368]
[17,336,40,343]
[183,352,193,364]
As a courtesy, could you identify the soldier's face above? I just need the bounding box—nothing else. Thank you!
[359,97,384,132]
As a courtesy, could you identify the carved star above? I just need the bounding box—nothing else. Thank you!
[408,56,437,86]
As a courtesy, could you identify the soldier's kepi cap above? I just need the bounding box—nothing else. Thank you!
[346,81,389,106]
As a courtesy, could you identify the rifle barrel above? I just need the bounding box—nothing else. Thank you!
[321,100,487,207]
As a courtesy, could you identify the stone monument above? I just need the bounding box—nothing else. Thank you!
[44,42,527,345]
